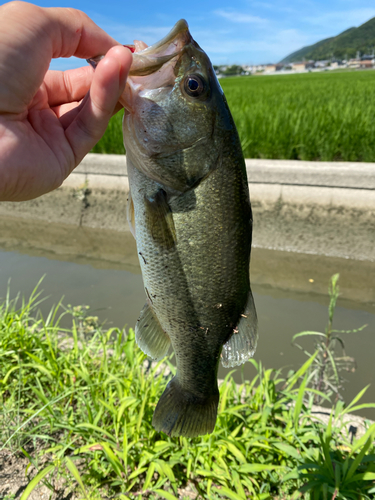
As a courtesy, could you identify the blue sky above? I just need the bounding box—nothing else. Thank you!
[5,0,375,68]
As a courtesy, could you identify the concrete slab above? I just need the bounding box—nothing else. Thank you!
[0,154,373,261]
[76,153,127,176]
[246,158,375,189]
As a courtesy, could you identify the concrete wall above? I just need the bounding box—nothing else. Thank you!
[1,154,374,261]
[247,159,375,261]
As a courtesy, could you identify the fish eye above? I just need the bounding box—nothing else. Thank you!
[184,74,206,97]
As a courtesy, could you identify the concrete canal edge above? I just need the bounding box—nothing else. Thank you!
[1,154,374,261]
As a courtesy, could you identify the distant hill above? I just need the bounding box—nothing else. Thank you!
[281,17,375,62]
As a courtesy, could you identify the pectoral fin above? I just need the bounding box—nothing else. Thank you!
[135,302,171,361]
[144,189,177,249]
[127,190,136,239]
[221,290,258,368]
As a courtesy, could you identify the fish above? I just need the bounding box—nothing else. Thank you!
[88,20,258,438]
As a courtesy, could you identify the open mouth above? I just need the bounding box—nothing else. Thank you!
[123,20,195,112]
[87,19,191,76]
[128,19,191,75]
[87,20,193,114]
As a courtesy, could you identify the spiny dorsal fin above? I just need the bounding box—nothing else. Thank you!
[135,302,171,361]
[221,290,258,368]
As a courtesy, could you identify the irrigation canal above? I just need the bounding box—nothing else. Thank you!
[0,215,374,420]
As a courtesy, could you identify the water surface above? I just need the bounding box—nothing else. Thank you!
[1,216,374,419]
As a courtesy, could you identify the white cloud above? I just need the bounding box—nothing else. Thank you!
[192,26,320,64]
[250,2,274,9]
[214,9,268,24]
[303,8,375,31]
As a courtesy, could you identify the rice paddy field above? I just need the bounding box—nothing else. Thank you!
[93,70,375,162]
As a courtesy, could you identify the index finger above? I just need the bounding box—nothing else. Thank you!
[0,2,123,113]
[44,6,120,59]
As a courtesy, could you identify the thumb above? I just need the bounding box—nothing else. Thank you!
[65,45,132,166]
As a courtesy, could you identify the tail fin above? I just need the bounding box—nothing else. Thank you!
[152,377,219,438]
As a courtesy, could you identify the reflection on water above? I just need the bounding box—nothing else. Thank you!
[0,216,374,419]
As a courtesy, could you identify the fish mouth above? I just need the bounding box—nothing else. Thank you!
[87,19,192,79]
[119,20,196,115]
[128,19,192,76]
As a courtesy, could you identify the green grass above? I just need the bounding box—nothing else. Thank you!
[93,71,375,162]
[91,110,125,155]
[1,284,375,500]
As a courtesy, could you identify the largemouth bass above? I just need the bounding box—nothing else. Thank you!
[89,20,258,438]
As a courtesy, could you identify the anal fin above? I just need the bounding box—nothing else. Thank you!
[135,302,171,361]
[221,290,258,368]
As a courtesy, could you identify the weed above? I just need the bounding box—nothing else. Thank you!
[292,274,367,405]
[0,284,374,499]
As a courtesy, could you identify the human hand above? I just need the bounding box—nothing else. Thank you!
[0,1,132,201]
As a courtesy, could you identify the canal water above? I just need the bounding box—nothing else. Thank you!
[0,216,374,419]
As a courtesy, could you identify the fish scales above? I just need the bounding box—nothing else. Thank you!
[128,138,250,383]
[114,19,257,437]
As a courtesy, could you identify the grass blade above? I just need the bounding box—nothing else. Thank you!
[20,464,55,500]
[65,457,89,500]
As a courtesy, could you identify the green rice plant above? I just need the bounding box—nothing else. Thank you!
[92,71,375,162]
[1,284,374,500]
[221,71,375,162]
[91,109,125,154]
[292,274,368,405]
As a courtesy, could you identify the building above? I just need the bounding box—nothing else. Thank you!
[315,60,330,68]
[348,59,361,68]
[264,64,277,72]
[291,61,315,71]
[261,63,284,73]
[253,64,266,72]
[360,59,374,69]
[242,65,253,73]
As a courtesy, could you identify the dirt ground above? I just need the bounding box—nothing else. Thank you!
[0,447,197,500]
[0,448,74,500]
